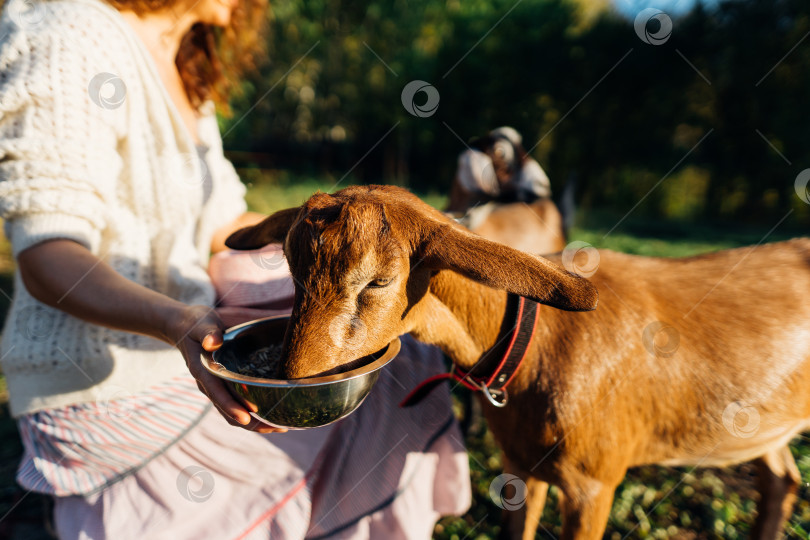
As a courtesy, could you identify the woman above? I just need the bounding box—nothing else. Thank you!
[0,0,470,536]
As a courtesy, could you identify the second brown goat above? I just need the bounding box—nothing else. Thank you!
[226,185,810,539]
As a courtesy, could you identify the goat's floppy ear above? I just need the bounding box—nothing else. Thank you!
[421,224,597,311]
[225,207,301,250]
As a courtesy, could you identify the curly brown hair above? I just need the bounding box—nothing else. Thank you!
[105,0,268,115]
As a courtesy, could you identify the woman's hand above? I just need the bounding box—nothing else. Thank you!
[18,240,286,434]
[18,239,287,433]
[164,304,287,434]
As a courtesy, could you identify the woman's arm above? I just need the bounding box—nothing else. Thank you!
[17,238,281,433]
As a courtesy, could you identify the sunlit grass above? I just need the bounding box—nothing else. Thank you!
[238,169,448,215]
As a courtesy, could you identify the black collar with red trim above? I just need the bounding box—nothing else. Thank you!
[399,293,539,409]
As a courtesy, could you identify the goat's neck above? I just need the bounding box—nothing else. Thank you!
[409,270,509,372]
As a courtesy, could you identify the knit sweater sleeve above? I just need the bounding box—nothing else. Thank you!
[0,13,126,258]
[198,106,247,234]
[213,154,248,227]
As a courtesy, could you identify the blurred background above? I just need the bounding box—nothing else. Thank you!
[224,0,810,231]
[4,0,810,538]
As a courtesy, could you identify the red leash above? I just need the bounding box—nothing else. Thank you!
[400,295,539,408]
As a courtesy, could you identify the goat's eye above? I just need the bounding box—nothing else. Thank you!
[366,277,393,289]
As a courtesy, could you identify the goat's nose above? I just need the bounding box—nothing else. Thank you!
[325,314,369,351]
[280,335,346,379]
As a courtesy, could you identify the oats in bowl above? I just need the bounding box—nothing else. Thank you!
[236,344,284,378]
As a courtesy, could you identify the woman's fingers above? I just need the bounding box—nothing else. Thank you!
[187,347,250,425]
[198,369,252,425]
[211,402,247,427]
[201,332,222,352]
[192,313,223,352]
[201,381,286,433]
[178,305,288,434]
[240,396,259,413]
[208,395,286,433]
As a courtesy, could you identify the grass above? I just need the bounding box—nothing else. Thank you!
[0,177,808,538]
[239,170,447,215]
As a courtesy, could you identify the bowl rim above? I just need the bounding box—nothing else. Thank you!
[200,315,401,387]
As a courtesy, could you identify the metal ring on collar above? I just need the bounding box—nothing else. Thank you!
[481,382,508,408]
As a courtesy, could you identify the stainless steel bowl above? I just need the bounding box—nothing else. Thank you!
[200,315,401,429]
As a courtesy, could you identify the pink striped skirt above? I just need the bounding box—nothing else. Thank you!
[19,244,471,539]
[34,336,470,539]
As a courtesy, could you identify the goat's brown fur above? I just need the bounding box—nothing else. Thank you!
[468,198,566,255]
[227,185,810,539]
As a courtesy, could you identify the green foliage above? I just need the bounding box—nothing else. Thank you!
[239,169,448,213]
[222,0,810,227]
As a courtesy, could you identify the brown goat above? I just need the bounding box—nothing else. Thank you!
[446,125,566,254]
[464,198,567,255]
[226,185,810,539]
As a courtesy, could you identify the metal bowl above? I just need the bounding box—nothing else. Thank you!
[200,315,401,429]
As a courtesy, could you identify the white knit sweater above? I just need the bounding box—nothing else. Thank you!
[0,0,247,416]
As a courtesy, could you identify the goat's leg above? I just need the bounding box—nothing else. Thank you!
[519,477,550,540]
[558,477,617,540]
[497,463,549,540]
[751,446,800,539]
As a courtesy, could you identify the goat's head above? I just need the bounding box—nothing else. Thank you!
[226,185,597,378]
